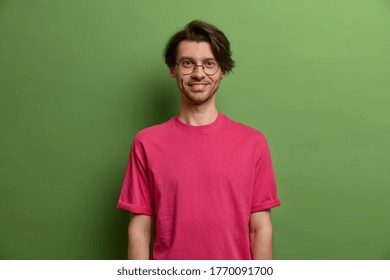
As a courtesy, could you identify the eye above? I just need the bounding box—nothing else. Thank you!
[204,60,217,68]
[181,60,194,68]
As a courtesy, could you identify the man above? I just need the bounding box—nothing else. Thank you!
[117,20,280,260]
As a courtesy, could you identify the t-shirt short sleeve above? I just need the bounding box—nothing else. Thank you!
[116,137,154,216]
[251,137,280,212]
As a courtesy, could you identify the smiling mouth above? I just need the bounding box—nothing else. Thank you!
[189,83,209,90]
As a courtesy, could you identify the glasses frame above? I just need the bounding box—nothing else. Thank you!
[175,60,220,76]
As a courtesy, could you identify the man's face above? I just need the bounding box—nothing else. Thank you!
[170,40,225,105]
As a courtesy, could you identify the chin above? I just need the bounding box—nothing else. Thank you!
[186,92,215,105]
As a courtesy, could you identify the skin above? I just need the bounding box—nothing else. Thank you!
[249,210,274,259]
[127,40,274,260]
[127,214,152,259]
[169,40,225,126]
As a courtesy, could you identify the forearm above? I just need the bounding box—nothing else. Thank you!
[127,214,152,260]
[250,227,274,260]
[249,210,274,260]
[128,230,151,259]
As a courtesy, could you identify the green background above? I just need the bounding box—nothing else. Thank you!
[1,0,389,259]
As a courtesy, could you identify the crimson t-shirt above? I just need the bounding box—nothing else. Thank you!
[117,113,280,259]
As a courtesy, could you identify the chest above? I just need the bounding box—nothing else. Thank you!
[143,134,258,214]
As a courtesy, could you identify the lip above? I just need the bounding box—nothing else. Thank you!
[188,82,209,86]
[188,83,209,91]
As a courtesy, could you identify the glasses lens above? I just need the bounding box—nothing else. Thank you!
[179,61,194,75]
[203,60,218,75]
[204,66,219,75]
[177,60,219,75]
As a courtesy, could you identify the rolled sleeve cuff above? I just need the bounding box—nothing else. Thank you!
[116,201,154,216]
[251,199,281,213]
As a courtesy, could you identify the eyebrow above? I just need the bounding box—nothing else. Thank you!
[178,56,216,62]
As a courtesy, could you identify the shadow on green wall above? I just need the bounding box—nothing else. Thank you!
[107,72,177,259]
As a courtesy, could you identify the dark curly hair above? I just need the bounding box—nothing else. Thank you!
[164,20,235,73]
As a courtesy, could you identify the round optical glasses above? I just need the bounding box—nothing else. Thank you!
[176,59,220,75]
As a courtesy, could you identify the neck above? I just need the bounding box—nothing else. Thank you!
[178,102,218,126]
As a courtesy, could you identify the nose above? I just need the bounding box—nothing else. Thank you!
[191,65,206,79]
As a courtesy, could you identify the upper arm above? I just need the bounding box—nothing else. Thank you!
[117,137,154,215]
[249,210,272,233]
[128,213,153,235]
[251,136,280,213]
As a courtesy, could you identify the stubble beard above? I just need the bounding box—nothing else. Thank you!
[181,81,220,106]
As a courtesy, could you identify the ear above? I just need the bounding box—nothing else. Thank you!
[220,69,226,80]
[169,66,176,78]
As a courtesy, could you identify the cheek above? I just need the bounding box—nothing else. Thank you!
[178,78,186,91]
[211,78,221,88]
[178,77,188,86]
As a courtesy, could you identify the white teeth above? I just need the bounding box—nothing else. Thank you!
[189,83,208,91]
[191,84,207,87]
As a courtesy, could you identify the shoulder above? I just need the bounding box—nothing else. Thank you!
[133,117,174,144]
[222,114,271,158]
[223,114,267,141]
